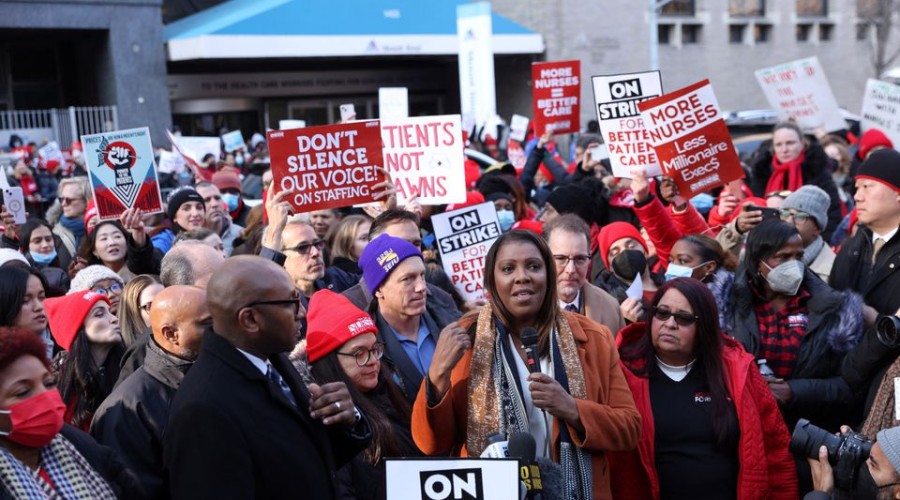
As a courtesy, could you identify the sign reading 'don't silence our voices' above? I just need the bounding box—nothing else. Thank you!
[532,60,581,135]
[267,120,386,212]
[638,79,744,198]
[432,202,501,303]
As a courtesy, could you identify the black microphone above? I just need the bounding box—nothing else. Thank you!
[521,327,541,374]
[508,432,565,500]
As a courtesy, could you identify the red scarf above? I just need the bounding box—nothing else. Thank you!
[766,150,806,194]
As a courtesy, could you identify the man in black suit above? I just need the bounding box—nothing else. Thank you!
[163,255,370,499]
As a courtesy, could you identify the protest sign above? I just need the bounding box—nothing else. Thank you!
[507,140,526,171]
[222,130,246,153]
[38,142,64,167]
[381,115,465,205]
[532,60,581,135]
[379,87,409,119]
[82,127,163,220]
[432,202,501,302]
[340,104,357,122]
[457,2,497,130]
[861,79,900,150]
[279,119,307,130]
[755,57,847,132]
[592,71,663,178]
[509,114,529,142]
[157,150,186,174]
[638,79,744,198]
[175,135,220,164]
[267,120,386,212]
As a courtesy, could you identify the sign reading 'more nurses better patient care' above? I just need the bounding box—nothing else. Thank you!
[638,79,744,198]
[267,121,386,212]
[592,71,663,178]
[432,202,501,303]
[755,56,847,132]
[381,115,465,206]
[531,60,581,135]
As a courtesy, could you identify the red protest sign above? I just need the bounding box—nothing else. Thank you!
[532,60,581,135]
[637,79,744,197]
[267,121,386,212]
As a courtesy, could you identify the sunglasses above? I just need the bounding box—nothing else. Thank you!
[652,306,699,326]
[285,239,326,256]
[779,210,812,222]
[58,197,82,205]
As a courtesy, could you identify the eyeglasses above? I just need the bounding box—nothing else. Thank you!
[779,210,812,223]
[285,239,326,256]
[93,283,124,297]
[765,190,793,199]
[139,302,153,313]
[553,254,591,268]
[652,306,699,327]
[58,197,82,205]
[242,296,302,316]
[336,342,385,367]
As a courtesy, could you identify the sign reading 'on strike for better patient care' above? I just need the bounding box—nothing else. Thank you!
[267,120,386,212]
[432,202,501,303]
[638,79,744,198]
[532,60,581,135]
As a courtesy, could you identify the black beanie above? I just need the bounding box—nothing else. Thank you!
[476,174,513,198]
[166,187,205,225]
[857,148,900,192]
[545,184,598,224]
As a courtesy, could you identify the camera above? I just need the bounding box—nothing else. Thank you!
[876,315,900,348]
[790,419,872,490]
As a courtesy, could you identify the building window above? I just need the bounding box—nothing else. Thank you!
[797,0,828,16]
[658,24,674,44]
[729,24,747,43]
[729,0,765,16]
[682,24,702,43]
[661,0,695,16]
[797,23,814,41]
[857,0,881,17]
[856,22,870,40]
[754,24,773,42]
[819,23,834,40]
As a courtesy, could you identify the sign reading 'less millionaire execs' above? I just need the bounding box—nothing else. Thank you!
[432,202,501,303]
[531,60,581,135]
[592,71,663,178]
[638,79,744,198]
[82,127,163,220]
[755,56,847,132]
[381,115,466,205]
[267,120,386,212]
[861,79,900,150]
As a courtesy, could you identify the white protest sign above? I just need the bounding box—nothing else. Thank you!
[222,130,246,153]
[861,79,900,150]
[755,57,847,132]
[509,114,529,142]
[340,104,357,122]
[432,202,501,303]
[457,2,497,130]
[38,141,65,165]
[592,71,663,178]
[157,150,186,174]
[381,115,466,205]
[279,119,307,130]
[176,136,221,163]
[379,87,409,119]
[385,459,519,500]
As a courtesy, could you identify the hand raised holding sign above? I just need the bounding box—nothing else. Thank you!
[630,170,650,204]
[263,182,296,252]
[364,166,397,219]
[120,207,147,248]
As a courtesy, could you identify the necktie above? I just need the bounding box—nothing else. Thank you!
[267,364,297,408]
[873,238,886,265]
[564,304,578,313]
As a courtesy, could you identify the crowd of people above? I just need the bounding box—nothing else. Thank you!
[0,117,898,500]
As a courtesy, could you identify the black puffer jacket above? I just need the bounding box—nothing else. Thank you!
[726,268,864,431]
[749,141,842,241]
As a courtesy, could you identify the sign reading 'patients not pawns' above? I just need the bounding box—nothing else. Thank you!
[638,79,744,197]
[267,120,386,212]
[532,60,581,135]
[432,202,501,303]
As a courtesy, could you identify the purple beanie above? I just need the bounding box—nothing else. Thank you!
[359,234,423,295]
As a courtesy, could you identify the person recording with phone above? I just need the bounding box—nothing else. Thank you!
[411,229,641,500]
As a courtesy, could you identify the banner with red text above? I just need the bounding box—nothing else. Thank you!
[532,60,581,135]
[432,202,501,303]
[755,57,847,132]
[267,120,386,212]
[381,115,466,206]
[592,71,663,178]
[638,80,744,197]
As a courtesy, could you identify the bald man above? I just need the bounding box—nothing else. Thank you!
[163,256,371,500]
[91,286,210,498]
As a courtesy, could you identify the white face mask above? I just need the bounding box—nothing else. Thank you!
[762,260,805,296]
[664,261,712,282]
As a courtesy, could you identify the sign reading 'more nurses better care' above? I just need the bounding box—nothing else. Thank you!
[267,121,386,212]
[531,60,581,135]
[638,79,744,198]
[432,202,501,303]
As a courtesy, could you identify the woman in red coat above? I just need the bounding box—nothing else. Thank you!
[608,277,797,500]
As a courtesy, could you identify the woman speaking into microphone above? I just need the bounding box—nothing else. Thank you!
[411,230,641,500]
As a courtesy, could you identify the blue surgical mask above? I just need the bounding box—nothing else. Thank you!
[664,260,713,282]
[497,210,515,232]
[30,250,57,266]
[235,155,245,166]
[222,193,240,212]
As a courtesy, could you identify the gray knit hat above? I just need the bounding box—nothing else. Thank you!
[70,265,123,292]
[877,427,900,474]
[781,185,830,230]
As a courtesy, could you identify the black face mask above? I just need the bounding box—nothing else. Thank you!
[611,249,647,282]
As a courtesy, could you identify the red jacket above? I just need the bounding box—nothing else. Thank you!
[631,194,712,269]
[608,323,797,500]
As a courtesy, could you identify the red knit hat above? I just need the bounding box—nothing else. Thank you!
[44,291,110,351]
[464,159,481,190]
[512,219,543,235]
[858,129,894,160]
[306,290,377,363]
[212,170,242,193]
[446,191,485,212]
[597,222,647,268]
[84,198,99,235]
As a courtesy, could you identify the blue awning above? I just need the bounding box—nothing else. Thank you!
[164,0,544,61]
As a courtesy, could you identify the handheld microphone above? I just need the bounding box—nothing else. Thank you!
[521,327,541,374]
[480,432,509,458]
